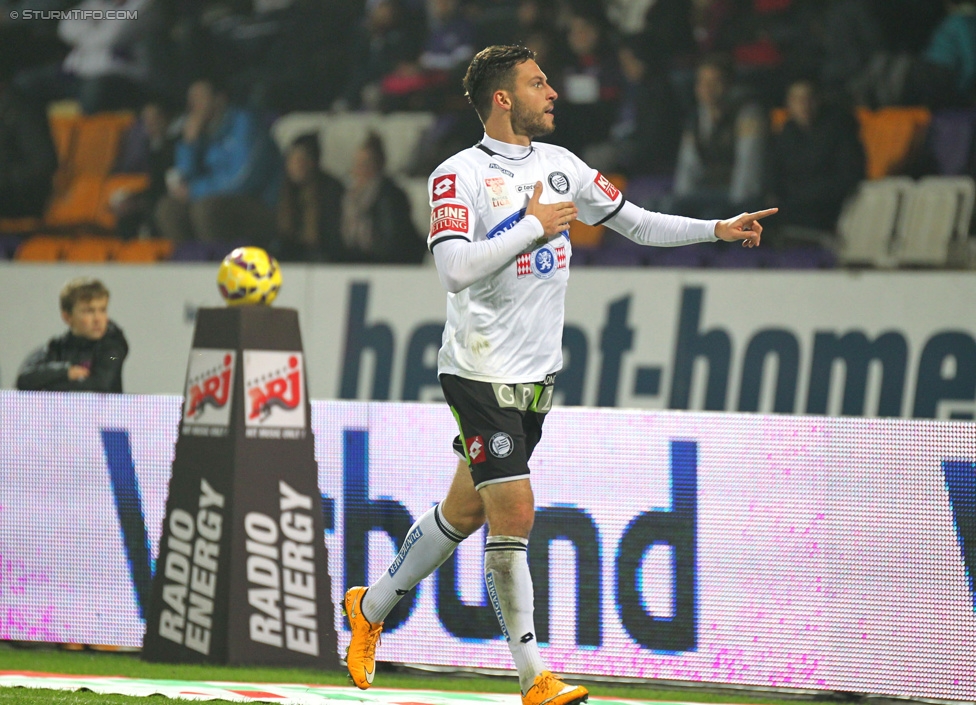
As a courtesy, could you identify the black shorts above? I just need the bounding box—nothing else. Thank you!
[440,373,556,490]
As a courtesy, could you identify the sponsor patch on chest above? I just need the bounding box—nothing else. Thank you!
[484,177,511,208]
[489,162,514,178]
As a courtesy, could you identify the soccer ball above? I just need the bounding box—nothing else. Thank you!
[216,247,282,306]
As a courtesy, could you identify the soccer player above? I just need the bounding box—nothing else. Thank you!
[344,44,775,705]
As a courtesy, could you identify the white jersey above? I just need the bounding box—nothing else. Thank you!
[427,135,626,384]
[428,134,717,384]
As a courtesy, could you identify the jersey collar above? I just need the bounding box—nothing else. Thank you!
[477,133,533,161]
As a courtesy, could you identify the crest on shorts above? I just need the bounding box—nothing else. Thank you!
[489,432,514,458]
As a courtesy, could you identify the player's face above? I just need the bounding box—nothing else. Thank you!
[63,296,109,340]
[509,59,557,139]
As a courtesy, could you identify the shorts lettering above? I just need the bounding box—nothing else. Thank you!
[492,381,554,412]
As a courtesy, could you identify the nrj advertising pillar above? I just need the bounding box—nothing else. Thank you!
[143,306,339,668]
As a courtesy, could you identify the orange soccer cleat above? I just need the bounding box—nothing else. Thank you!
[343,586,383,690]
[521,671,589,705]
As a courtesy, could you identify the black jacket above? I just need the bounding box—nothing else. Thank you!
[275,169,346,263]
[16,322,129,393]
[0,87,57,218]
[769,108,866,230]
[344,176,426,265]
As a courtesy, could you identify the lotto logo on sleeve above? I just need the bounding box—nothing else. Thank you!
[594,172,620,201]
[431,204,469,236]
[432,174,457,201]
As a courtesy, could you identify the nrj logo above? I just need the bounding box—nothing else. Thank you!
[183,349,236,427]
[244,351,305,428]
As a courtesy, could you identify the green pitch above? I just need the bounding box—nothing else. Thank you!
[0,644,835,705]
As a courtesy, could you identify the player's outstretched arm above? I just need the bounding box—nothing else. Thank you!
[714,208,778,248]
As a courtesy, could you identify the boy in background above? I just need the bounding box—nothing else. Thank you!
[17,277,128,393]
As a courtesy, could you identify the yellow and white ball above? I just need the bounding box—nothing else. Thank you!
[216,246,282,306]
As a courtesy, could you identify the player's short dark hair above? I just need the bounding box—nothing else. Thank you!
[60,277,109,313]
[463,45,536,123]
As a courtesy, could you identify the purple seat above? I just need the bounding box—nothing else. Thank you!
[591,233,654,266]
[646,243,712,268]
[0,235,23,259]
[768,245,837,269]
[710,244,766,268]
[929,109,976,176]
[171,241,223,262]
[585,247,648,267]
[623,175,674,209]
[570,246,598,266]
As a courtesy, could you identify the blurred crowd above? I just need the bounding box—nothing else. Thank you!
[0,0,973,262]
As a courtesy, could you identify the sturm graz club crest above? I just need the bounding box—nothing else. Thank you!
[547,171,570,194]
[489,432,514,458]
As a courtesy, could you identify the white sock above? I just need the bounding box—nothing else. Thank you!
[484,535,547,695]
[361,503,465,623]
